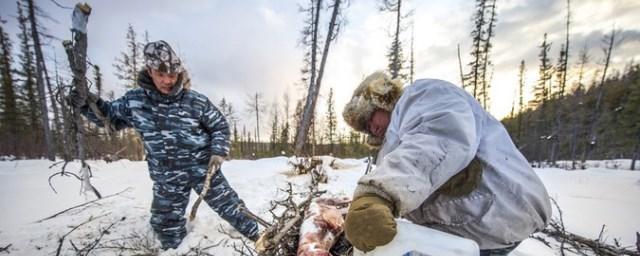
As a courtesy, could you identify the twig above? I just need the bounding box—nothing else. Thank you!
[55,213,108,256]
[531,235,552,248]
[269,212,303,247]
[48,169,81,194]
[542,199,640,256]
[49,0,73,9]
[218,226,256,256]
[79,216,127,255]
[550,198,567,256]
[0,244,11,253]
[35,187,132,223]
[239,205,271,228]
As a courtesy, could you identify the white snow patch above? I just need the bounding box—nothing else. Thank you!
[0,158,638,255]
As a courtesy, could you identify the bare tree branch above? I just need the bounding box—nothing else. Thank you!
[35,187,132,223]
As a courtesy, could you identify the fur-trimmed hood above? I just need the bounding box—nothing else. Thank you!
[137,68,192,103]
[342,71,404,144]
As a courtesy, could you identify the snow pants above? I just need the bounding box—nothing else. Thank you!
[149,169,259,249]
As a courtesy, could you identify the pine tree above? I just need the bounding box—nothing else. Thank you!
[531,33,553,165]
[409,22,415,83]
[380,0,406,80]
[246,92,265,144]
[325,87,337,152]
[581,28,618,166]
[465,0,487,98]
[569,46,588,169]
[113,24,145,160]
[516,60,526,145]
[219,97,239,127]
[280,121,290,155]
[479,0,497,109]
[621,67,640,170]
[113,24,142,89]
[25,0,55,160]
[269,100,280,153]
[0,17,23,155]
[16,2,42,157]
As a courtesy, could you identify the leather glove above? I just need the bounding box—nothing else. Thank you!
[208,155,224,170]
[344,194,397,252]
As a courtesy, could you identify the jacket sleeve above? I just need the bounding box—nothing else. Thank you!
[80,94,132,131]
[201,99,231,157]
[353,83,479,216]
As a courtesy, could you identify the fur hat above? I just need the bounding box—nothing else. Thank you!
[342,71,403,145]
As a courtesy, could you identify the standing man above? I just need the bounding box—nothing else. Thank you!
[342,71,551,255]
[70,40,259,249]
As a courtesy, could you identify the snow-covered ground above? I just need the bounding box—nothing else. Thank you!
[0,157,638,255]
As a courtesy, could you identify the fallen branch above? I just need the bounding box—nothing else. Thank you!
[76,216,127,255]
[35,187,132,223]
[0,244,11,253]
[91,230,159,255]
[55,213,108,256]
[542,198,640,256]
[239,205,272,228]
[218,226,256,256]
[257,174,326,256]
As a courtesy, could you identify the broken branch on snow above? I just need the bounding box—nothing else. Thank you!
[539,198,640,256]
[35,187,132,223]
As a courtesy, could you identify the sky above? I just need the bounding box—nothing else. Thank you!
[1,0,639,140]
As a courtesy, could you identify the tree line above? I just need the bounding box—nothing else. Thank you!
[1,0,636,166]
[0,0,375,160]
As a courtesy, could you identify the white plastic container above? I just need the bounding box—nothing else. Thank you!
[353,219,480,256]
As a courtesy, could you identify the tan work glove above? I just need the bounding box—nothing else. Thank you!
[208,155,224,170]
[254,233,268,253]
[344,194,397,252]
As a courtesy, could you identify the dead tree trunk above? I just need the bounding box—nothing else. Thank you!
[569,46,588,169]
[294,0,322,156]
[294,0,342,156]
[581,28,617,167]
[632,136,639,170]
[61,3,104,198]
[26,0,55,160]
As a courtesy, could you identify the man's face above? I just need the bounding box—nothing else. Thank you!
[148,68,179,95]
[367,109,391,138]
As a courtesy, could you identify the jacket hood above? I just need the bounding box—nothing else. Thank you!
[342,71,403,145]
[138,68,192,103]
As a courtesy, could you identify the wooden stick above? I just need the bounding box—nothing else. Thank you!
[239,205,271,228]
[35,187,131,223]
[188,164,219,221]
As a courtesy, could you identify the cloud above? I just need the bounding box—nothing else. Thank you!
[0,0,638,135]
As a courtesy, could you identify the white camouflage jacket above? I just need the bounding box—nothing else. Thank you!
[353,79,552,249]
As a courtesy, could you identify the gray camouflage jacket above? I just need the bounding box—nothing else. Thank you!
[83,70,229,182]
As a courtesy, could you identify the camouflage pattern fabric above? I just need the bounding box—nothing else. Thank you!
[80,70,258,249]
[150,170,259,249]
[143,40,183,74]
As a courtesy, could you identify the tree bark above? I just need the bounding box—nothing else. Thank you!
[581,29,616,166]
[294,0,322,156]
[27,0,55,160]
